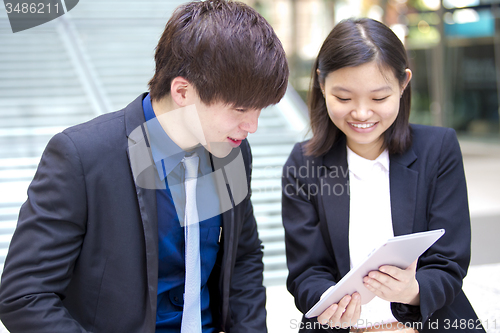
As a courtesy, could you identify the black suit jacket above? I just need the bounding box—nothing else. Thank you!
[0,94,267,333]
[282,124,484,332]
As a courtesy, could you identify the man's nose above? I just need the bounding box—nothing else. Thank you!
[241,109,261,134]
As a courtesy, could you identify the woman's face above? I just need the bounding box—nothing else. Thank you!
[320,61,411,160]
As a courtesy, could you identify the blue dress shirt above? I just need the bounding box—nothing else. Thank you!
[142,94,221,333]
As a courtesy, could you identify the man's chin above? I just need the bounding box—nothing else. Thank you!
[206,142,233,158]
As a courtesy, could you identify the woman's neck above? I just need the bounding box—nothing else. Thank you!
[346,138,385,160]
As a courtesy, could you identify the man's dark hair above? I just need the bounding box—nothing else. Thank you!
[149,0,289,109]
[305,18,412,157]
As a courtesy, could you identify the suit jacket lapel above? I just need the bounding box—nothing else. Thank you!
[389,147,418,236]
[211,150,241,327]
[125,94,159,318]
[321,138,351,278]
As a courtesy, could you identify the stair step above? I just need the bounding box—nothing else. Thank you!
[0,181,30,205]
[0,157,40,168]
[0,234,13,249]
[0,221,17,235]
[254,202,281,215]
[0,169,36,181]
[0,207,21,221]
[259,227,285,241]
[255,215,282,228]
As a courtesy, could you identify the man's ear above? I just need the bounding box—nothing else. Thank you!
[170,77,192,107]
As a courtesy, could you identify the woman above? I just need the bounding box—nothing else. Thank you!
[282,18,485,333]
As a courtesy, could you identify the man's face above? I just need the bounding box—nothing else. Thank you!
[189,95,261,158]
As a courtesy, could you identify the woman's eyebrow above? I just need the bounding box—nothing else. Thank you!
[331,86,351,93]
[371,86,393,93]
[330,86,393,93]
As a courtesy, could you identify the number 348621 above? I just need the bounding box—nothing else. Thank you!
[5,2,60,14]
[443,319,496,330]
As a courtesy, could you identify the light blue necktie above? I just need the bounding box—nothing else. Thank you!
[181,153,202,333]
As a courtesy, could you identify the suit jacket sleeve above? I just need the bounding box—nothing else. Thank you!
[281,142,337,314]
[0,132,89,333]
[227,140,267,332]
[391,128,472,324]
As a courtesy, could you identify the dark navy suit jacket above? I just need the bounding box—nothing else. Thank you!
[282,124,485,332]
[0,94,266,333]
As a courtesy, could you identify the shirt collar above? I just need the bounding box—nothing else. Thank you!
[142,93,210,181]
[347,146,390,178]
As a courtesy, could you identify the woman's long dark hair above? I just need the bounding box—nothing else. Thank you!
[305,18,412,157]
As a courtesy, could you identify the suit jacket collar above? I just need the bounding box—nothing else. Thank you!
[320,136,418,277]
[320,137,351,277]
[124,93,159,318]
[125,93,150,138]
[389,144,418,236]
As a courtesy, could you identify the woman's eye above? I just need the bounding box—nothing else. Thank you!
[373,96,389,102]
[336,97,351,102]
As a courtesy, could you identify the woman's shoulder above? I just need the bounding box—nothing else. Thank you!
[285,139,324,168]
[410,124,458,148]
[285,139,311,158]
[408,124,462,166]
[410,123,454,136]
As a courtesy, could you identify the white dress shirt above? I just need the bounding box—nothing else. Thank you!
[347,146,397,328]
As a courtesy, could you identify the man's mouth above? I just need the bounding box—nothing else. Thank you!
[228,136,243,147]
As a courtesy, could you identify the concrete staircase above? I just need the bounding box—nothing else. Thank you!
[0,17,97,269]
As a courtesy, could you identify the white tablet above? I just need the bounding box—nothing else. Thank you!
[305,229,445,318]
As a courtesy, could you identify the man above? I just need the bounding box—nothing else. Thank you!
[0,1,288,332]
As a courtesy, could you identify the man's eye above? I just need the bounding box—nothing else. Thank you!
[235,108,247,112]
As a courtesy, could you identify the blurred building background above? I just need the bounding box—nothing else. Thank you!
[244,0,500,138]
[0,1,499,332]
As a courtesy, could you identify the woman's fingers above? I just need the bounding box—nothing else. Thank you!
[317,303,338,324]
[317,293,361,328]
[363,260,420,304]
[339,293,361,327]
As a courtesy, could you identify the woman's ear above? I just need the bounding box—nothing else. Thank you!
[170,77,192,107]
[316,69,325,94]
[402,69,412,92]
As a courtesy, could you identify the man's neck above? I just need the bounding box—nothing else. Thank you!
[150,95,205,152]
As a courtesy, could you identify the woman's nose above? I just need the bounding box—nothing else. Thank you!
[351,104,372,121]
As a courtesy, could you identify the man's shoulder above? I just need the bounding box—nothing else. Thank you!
[64,110,125,136]
[62,94,146,141]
